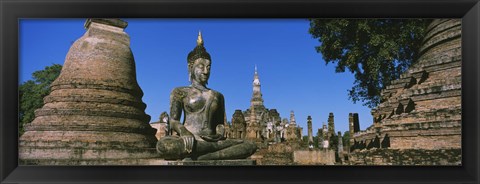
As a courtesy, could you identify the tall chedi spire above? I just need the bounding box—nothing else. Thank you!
[251,65,264,107]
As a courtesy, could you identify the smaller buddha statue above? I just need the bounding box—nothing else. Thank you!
[156,31,257,160]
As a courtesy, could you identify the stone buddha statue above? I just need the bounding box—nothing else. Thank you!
[156,32,257,160]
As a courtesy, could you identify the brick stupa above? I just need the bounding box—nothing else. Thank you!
[349,19,462,165]
[19,19,158,165]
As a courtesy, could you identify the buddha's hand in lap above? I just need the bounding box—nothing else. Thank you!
[181,135,194,153]
[180,129,195,153]
[200,124,226,142]
[200,134,226,142]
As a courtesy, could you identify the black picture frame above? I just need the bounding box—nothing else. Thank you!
[1,0,479,183]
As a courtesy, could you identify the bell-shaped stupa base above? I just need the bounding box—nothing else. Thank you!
[19,19,159,165]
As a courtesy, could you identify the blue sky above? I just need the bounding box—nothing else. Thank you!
[19,19,373,135]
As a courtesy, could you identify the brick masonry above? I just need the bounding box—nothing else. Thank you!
[19,19,159,165]
[293,150,335,165]
[349,19,462,165]
[349,148,461,165]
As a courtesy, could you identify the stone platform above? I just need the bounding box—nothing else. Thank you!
[155,159,256,166]
[20,158,257,166]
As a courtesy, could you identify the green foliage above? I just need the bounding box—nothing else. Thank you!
[308,19,431,108]
[313,136,319,148]
[329,134,338,150]
[342,131,350,147]
[19,64,62,136]
[301,135,320,148]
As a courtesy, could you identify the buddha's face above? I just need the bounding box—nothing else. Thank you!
[190,58,211,85]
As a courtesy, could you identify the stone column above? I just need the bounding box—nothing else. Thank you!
[317,128,324,148]
[307,116,313,147]
[327,112,335,140]
[338,131,344,154]
[352,113,360,132]
[337,131,344,163]
[349,113,354,135]
[19,19,158,165]
[348,113,359,149]
[322,123,329,148]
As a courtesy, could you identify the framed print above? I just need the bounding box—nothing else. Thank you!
[1,0,479,183]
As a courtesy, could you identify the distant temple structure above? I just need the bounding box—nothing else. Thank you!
[284,111,303,141]
[225,66,302,143]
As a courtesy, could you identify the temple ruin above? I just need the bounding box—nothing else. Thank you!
[239,66,302,143]
[19,18,462,166]
[19,19,159,165]
[348,19,462,165]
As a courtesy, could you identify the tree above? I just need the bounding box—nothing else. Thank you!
[19,64,62,136]
[308,19,431,108]
[342,131,350,147]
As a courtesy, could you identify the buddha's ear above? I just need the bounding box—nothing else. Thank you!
[187,62,193,69]
[187,62,193,82]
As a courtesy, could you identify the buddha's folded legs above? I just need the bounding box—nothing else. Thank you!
[156,136,189,160]
[197,141,257,160]
[157,136,257,160]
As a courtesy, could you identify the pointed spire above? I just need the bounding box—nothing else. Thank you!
[251,64,264,107]
[197,30,203,46]
[253,65,260,85]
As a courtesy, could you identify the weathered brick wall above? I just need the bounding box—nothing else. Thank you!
[349,148,461,165]
[250,142,301,165]
[293,150,335,165]
[19,19,159,165]
[389,134,461,150]
[351,19,462,152]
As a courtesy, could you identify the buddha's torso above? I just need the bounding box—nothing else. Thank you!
[177,86,222,140]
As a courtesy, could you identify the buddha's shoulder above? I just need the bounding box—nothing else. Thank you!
[170,87,190,98]
[209,89,224,99]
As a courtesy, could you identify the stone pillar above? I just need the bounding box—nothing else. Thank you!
[327,112,335,140]
[349,113,354,135]
[337,131,344,163]
[352,113,360,132]
[322,123,329,148]
[317,128,324,148]
[348,113,360,149]
[19,19,158,165]
[307,116,313,147]
[337,131,344,154]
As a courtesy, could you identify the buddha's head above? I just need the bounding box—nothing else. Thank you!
[187,31,211,86]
